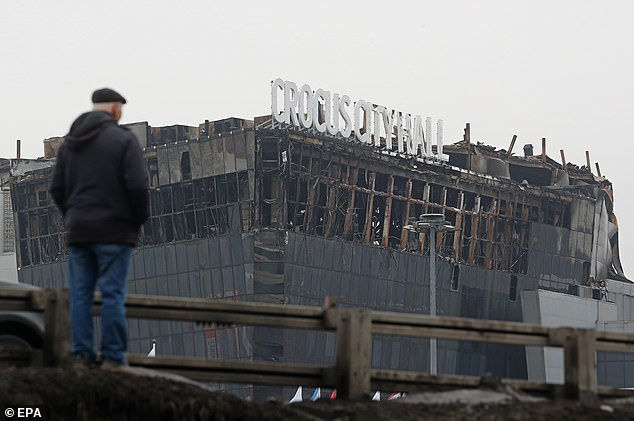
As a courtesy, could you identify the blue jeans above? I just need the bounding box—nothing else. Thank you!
[69,244,132,364]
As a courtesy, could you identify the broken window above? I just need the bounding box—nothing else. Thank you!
[183,182,194,210]
[583,261,591,285]
[451,264,460,291]
[38,190,48,207]
[147,156,159,188]
[181,151,191,181]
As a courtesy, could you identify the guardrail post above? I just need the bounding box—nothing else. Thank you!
[561,328,597,403]
[322,296,338,329]
[43,289,70,367]
[335,308,372,400]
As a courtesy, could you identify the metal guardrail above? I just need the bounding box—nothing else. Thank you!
[2,287,634,402]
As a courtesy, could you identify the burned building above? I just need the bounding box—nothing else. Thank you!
[10,82,634,398]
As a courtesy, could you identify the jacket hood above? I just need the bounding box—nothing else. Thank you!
[65,111,116,147]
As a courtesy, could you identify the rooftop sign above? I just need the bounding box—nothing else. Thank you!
[271,78,447,161]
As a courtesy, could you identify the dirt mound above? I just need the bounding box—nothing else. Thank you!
[1,367,633,420]
[0,366,281,420]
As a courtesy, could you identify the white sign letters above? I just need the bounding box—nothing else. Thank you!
[271,78,448,161]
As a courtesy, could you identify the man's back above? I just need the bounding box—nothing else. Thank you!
[50,110,149,245]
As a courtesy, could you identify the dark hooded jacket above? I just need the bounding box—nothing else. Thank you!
[49,111,149,246]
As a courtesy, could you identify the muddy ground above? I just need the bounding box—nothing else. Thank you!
[1,366,633,420]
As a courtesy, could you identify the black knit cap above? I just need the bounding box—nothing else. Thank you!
[91,88,127,104]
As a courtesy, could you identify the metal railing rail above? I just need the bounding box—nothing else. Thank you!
[2,287,634,403]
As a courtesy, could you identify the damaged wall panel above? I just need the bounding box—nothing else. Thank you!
[261,131,587,277]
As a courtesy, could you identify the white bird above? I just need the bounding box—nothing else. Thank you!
[289,386,303,403]
[147,339,157,357]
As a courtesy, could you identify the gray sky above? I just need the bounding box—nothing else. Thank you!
[1,1,633,274]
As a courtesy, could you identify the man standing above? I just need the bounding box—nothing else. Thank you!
[50,88,149,367]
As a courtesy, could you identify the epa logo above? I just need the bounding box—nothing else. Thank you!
[4,407,42,418]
